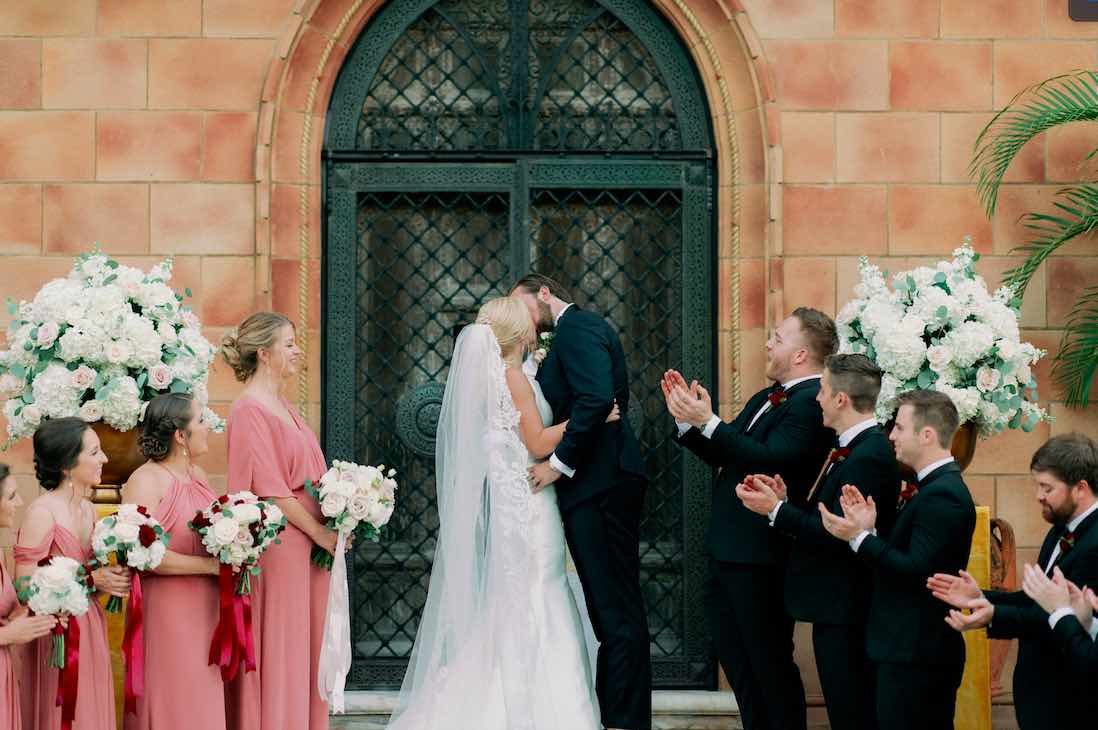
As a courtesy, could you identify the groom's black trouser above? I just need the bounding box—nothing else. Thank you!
[562,478,651,730]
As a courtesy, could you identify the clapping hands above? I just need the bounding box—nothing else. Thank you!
[660,370,714,429]
[1022,565,1095,627]
[927,569,993,633]
[818,485,877,541]
[735,474,788,516]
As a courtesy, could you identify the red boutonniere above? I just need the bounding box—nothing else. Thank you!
[1058,531,1075,555]
[767,386,788,408]
[828,447,851,465]
[897,481,918,509]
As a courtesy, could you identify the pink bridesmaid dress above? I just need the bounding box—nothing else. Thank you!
[226,394,330,730]
[124,470,226,730]
[1,561,21,730]
[14,523,114,730]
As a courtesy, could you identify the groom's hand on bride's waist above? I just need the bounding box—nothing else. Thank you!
[528,460,562,493]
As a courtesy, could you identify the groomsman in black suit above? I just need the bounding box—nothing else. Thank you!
[662,307,836,730]
[1019,564,1098,674]
[929,432,1098,730]
[818,389,975,730]
[736,353,899,730]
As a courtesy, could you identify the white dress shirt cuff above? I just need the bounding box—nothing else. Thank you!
[1089,618,1098,641]
[701,414,722,439]
[549,454,575,478]
[767,501,782,526]
[849,529,876,552]
[675,421,691,436]
[1048,607,1076,631]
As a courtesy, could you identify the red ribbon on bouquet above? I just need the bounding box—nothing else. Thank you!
[121,572,145,714]
[208,564,256,681]
[54,618,80,730]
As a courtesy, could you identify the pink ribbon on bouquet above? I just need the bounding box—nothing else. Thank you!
[208,565,256,681]
[121,572,145,714]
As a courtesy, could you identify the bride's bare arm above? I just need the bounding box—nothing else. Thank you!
[505,368,567,459]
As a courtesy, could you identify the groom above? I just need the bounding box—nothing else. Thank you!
[513,273,651,730]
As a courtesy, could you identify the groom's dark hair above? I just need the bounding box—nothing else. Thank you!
[512,273,573,303]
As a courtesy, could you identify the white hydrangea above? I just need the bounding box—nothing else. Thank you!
[100,375,142,431]
[875,330,927,381]
[944,320,996,368]
[910,286,963,331]
[31,363,81,419]
[935,383,981,424]
[980,300,1021,342]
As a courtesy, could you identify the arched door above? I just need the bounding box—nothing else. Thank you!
[323,0,717,689]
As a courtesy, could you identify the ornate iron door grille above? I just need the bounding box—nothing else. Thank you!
[324,0,716,689]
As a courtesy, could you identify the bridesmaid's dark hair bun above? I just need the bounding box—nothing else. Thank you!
[33,417,89,490]
[139,393,194,461]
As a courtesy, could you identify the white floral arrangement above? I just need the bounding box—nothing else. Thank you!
[837,241,1049,437]
[15,556,94,668]
[91,503,170,612]
[306,460,397,569]
[189,491,286,594]
[0,250,224,446]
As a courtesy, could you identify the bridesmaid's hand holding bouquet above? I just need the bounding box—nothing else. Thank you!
[306,460,397,570]
[189,491,286,594]
[91,504,169,612]
[14,556,92,668]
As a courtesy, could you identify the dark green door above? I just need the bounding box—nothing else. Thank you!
[323,0,717,689]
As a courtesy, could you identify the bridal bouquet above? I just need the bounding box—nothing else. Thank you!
[189,491,286,681]
[837,241,1048,437]
[0,250,223,448]
[306,460,397,569]
[91,504,169,612]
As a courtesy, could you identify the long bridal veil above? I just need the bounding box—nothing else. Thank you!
[388,324,539,729]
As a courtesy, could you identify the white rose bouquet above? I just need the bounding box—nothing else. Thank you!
[188,491,286,681]
[14,556,93,669]
[838,240,1049,437]
[90,504,169,612]
[306,460,397,570]
[0,250,224,447]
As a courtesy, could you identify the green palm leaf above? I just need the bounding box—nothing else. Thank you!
[1001,184,1098,297]
[1052,283,1098,407]
[971,70,1098,216]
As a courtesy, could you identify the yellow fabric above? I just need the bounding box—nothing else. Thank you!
[955,505,992,730]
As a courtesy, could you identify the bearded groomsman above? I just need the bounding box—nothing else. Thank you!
[662,307,836,730]
[737,353,899,730]
[818,389,975,730]
[929,433,1098,730]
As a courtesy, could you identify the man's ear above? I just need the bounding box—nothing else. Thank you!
[538,286,551,302]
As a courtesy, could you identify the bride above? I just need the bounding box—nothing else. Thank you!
[387,297,611,730]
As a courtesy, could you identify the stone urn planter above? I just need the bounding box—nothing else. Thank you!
[89,422,145,506]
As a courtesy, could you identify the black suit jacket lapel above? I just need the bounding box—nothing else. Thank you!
[746,378,818,434]
[817,426,879,504]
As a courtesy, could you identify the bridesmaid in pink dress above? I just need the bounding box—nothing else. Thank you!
[0,463,58,730]
[220,312,336,730]
[121,393,224,730]
[15,418,130,730]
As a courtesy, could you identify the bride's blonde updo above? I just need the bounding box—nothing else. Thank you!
[476,297,533,359]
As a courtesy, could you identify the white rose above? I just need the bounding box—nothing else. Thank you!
[159,323,178,346]
[113,522,140,545]
[36,321,60,348]
[61,588,89,617]
[148,541,166,567]
[926,345,953,372]
[127,545,152,570]
[105,340,132,365]
[264,503,284,525]
[212,517,242,546]
[147,363,173,391]
[227,542,249,565]
[78,400,104,423]
[115,504,145,525]
[236,526,254,545]
[231,503,262,525]
[367,497,394,527]
[347,493,371,521]
[995,338,1019,362]
[36,560,77,592]
[975,366,1001,393]
[321,491,348,518]
[21,405,42,429]
[70,365,97,391]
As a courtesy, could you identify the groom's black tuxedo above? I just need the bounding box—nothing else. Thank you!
[773,424,899,730]
[536,305,651,730]
[674,378,832,730]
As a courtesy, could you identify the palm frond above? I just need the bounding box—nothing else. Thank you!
[1001,184,1098,296]
[971,71,1098,216]
[1052,283,1098,407]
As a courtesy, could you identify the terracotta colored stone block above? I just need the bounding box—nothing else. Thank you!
[783,257,836,316]
[1047,257,1098,327]
[989,184,1094,255]
[271,258,321,330]
[43,184,148,255]
[0,0,95,35]
[204,113,258,182]
[766,40,889,111]
[150,184,255,255]
[1049,402,1098,437]
[205,351,246,403]
[1045,0,1098,38]
[307,0,362,38]
[969,418,1050,476]
[0,112,94,181]
[200,257,258,328]
[1046,121,1098,183]
[272,112,324,184]
[282,26,331,113]
[204,0,296,37]
[270,184,321,259]
[738,258,766,329]
[42,39,147,109]
[0,256,77,304]
[736,184,767,259]
[835,0,940,38]
[941,0,1043,38]
[974,255,1046,327]
[149,39,275,111]
[941,113,1044,184]
[994,41,1098,108]
[781,112,835,183]
[836,113,939,183]
[888,185,992,254]
[97,111,202,181]
[0,185,42,254]
[736,327,768,400]
[0,40,41,109]
[967,474,996,510]
[97,0,201,36]
[739,0,832,38]
[890,42,992,111]
[784,185,888,255]
[995,475,1048,548]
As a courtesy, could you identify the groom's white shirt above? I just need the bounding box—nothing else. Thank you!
[548,304,576,478]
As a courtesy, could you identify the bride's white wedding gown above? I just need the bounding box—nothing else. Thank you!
[386,370,600,730]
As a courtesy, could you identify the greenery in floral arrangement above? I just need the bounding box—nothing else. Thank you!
[0,250,224,447]
[837,240,1049,438]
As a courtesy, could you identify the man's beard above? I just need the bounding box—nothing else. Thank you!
[536,300,554,333]
[1043,496,1076,525]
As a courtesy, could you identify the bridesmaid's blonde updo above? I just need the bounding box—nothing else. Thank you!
[476,297,533,359]
[220,311,293,382]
